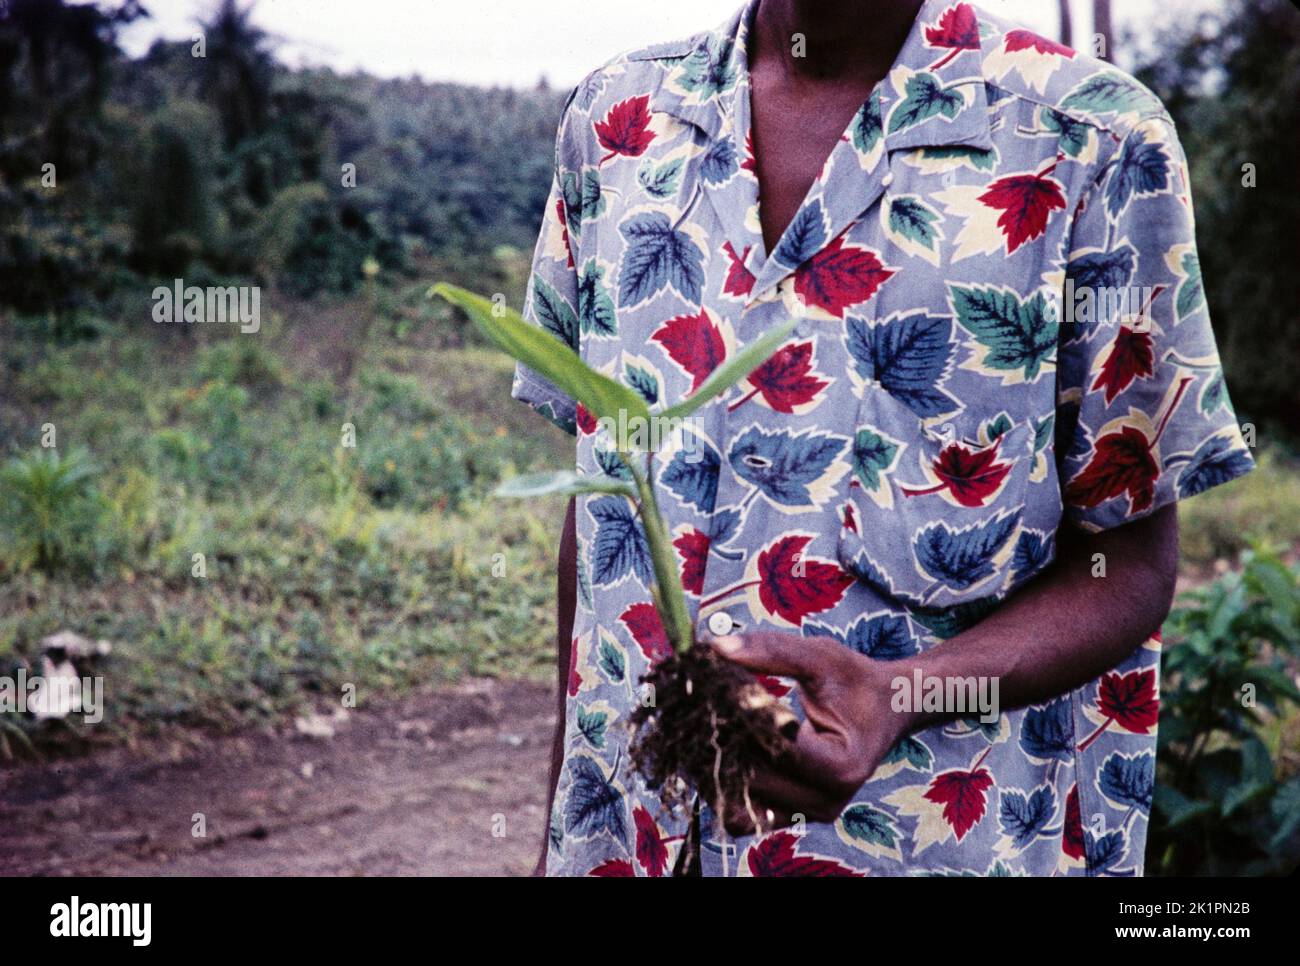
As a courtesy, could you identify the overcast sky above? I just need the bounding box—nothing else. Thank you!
[118,0,1219,89]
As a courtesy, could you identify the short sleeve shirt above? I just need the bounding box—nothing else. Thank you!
[512,0,1254,876]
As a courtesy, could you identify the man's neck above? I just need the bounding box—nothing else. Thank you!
[749,0,926,84]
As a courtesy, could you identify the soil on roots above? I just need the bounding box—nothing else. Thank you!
[629,645,794,829]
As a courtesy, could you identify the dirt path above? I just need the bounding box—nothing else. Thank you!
[0,679,554,876]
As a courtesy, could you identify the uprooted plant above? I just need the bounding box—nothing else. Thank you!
[432,282,799,863]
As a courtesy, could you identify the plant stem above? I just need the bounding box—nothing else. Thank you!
[619,450,695,654]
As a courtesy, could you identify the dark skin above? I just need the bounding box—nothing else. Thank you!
[749,0,925,254]
[534,0,1181,866]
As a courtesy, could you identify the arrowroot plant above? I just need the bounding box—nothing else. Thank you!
[432,282,800,861]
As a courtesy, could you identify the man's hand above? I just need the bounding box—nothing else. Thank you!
[708,631,907,836]
[706,506,1179,838]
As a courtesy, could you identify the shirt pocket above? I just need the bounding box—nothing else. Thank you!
[836,385,1035,609]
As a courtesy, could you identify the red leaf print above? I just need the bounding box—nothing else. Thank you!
[722,241,756,298]
[924,3,980,68]
[1004,28,1075,57]
[756,535,854,626]
[737,341,828,413]
[746,830,862,876]
[555,198,574,269]
[619,602,671,664]
[793,234,894,318]
[633,806,669,877]
[923,767,994,841]
[1063,425,1158,513]
[567,635,582,697]
[978,172,1066,254]
[1090,325,1154,404]
[842,500,859,534]
[673,527,711,596]
[575,403,597,435]
[651,310,725,392]
[588,858,636,877]
[1078,668,1159,750]
[595,95,656,163]
[1062,784,1085,860]
[902,439,1012,507]
[1097,668,1159,733]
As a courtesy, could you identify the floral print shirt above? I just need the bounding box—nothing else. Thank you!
[511,0,1254,876]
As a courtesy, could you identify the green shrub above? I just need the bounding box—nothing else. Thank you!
[1152,546,1300,875]
[0,447,103,575]
[184,380,251,493]
[194,338,285,392]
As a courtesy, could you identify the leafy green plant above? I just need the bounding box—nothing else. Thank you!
[1152,546,1300,875]
[431,282,795,653]
[432,283,800,851]
[0,447,102,574]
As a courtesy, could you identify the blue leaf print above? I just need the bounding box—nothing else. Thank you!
[700,138,738,185]
[1098,751,1154,813]
[914,510,1021,592]
[999,785,1057,848]
[1067,244,1135,293]
[573,70,607,112]
[617,211,704,307]
[1018,698,1073,762]
[728,425,846,508]
[841,549,898,599]
[1174,435,1253,498]
[846,313,958,418]
[1010,528,1053,583]
[563,755,627,843]
[588,496,652,586]
[806,614,919,661]
[1105,133,1169,218]
[709,506,742,546]
[531,276,578,349]
[1084,827,1129,875]
[660,434,720,512]
[772,198,829,268]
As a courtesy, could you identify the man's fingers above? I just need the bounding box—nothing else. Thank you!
[772,721,858,792]
[720,767,846,836]
[708,629,847,685]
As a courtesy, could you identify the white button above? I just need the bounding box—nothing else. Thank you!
[707,611,735,636]
[795,321,811,338]
[881,172,894,187]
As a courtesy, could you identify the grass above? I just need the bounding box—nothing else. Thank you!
[0,256,572,753]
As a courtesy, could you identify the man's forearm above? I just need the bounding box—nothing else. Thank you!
[894,504,1179,735]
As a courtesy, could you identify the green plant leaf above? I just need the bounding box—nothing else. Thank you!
[430,283,650,427]
[494,470,633,499]
[661,317,798,420]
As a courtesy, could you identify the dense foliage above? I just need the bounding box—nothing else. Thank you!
[0,0,561,311]
[1152,548,1300,875]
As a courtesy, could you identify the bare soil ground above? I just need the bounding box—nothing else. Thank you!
[0,679,554,877]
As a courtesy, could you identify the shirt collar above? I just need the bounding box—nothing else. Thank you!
[652,0,994,155]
